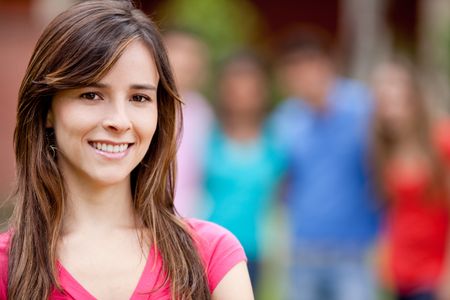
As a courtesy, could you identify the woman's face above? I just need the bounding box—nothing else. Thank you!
[372,64,416,130]
[219,63,267,116]
[48,40,159,188]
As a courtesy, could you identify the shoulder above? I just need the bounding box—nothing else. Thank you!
[271,98,303,119]
[0,230,10,247]
[186,218,244,258]
[335,78,371,97]
[184,219,247,293]
[0,231,11,266]
[182,92,214,120]
[269,98,308,150]
[434,118,450,141]
[0,231,11,299]
[334,79,373,111]
[433,118,450,165]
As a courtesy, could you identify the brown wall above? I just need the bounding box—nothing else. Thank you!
[0,5,41,200]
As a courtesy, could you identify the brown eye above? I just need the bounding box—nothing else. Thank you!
[131,94,151,102]
[80,92,100,100]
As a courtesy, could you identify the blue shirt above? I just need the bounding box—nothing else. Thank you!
[203,124,285,260]
[270,79,379,248]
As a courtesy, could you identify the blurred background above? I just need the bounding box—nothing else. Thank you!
[1,0,450,299]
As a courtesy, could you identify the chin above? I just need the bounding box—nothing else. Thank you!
[87,172,131,188]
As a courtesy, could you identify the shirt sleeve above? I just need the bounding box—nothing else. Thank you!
[434,120,450,168]
[0,232,11,299]
[186,219,247,293]
[268,100,299,154]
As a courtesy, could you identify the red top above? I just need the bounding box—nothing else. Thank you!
[0,219,247,299]
[384,121,450,292]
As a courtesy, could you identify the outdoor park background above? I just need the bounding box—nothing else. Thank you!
[1,0,450,299]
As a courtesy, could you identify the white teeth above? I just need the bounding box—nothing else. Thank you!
[120,144,128,152]
[91,142,129,153]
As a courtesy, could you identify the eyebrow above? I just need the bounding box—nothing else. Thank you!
[86,82,157,90]
[131,84,157,91]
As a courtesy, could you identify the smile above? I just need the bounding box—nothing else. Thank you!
[88,142,132,154]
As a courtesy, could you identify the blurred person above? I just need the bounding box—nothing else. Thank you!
[163,28,214,218]
[371,59,450,300]
[203,51,286,290]
[270,32,380,300]
[0,1,253,299]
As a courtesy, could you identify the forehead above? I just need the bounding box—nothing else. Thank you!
[223,62,264,79]
[373,65,411,85]
[97,39,159,83]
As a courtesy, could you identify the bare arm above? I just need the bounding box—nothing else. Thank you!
[437,160,450,300]
[437,224,450,300]
[211,262,254,300]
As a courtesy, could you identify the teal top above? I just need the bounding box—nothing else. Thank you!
[203,123,286,260]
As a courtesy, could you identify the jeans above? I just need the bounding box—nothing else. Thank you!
[287,245,376,300]
[247,260,260,291]
[397,291,435,300]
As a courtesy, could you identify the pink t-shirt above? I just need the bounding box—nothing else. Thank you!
[0,219,246,299]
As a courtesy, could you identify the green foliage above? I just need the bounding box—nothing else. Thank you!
[446,29,450,76]
[157,0,263,65]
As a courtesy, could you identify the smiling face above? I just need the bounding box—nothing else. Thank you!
[48,40,159,188]
[219,60,267,117]
[372,63,417,133]
[279,53,334,108]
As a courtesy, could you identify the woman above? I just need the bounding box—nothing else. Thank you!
[163,28,214,218]
[371,60,450,300]
[202,51,285,291]
[0,1,252,299]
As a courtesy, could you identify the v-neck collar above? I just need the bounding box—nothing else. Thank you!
[56,246,163,299]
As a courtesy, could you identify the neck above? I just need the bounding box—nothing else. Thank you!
[304,74,335,111]
[222,113,262,142]
[62,175,136,236]
[391,122,423,145]
[308,95,328,112]
[395,132,422,149]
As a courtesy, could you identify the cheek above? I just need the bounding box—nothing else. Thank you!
[377,101,412,125]
[377,89,411,117]
[54,107,97,137]
[51,106,106,160]
[52,106,82,144]
[136,108,158,147]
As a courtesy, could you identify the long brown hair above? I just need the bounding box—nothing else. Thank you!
[8,1,210,299]
[370,59,445,201]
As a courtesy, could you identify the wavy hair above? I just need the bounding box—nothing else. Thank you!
[370,58,445,201]
[8,1,210,299]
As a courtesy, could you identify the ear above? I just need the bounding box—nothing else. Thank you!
[46,109,54,128]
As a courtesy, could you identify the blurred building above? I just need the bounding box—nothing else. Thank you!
[0,0,449,205]
[0,0,40,207]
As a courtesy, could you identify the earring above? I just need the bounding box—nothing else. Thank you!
[49,144,57,158]
[45,129,57,158]
[140,161,149,168]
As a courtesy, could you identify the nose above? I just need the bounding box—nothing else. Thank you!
[102,101,132,133]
